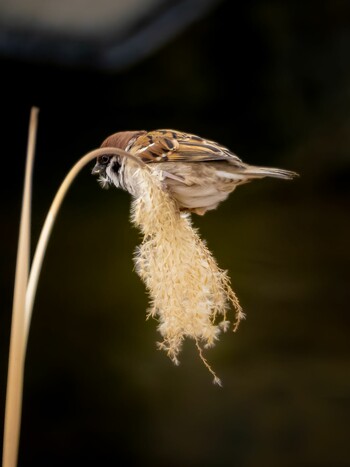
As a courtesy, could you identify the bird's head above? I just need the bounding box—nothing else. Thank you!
[92,130,146,189]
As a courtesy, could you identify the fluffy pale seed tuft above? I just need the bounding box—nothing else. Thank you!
[130,167,244,384]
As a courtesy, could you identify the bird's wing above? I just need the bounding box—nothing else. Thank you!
[127,129,244,166]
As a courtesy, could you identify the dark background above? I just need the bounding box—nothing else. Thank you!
[1,1,349,466]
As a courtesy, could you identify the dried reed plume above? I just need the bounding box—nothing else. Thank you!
[130,167,244,385]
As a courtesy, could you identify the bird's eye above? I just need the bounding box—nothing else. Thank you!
[99,155,111,165]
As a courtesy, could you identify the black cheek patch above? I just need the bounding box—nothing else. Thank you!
[112,162,121,174]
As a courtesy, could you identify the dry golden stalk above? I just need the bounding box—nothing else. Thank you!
[2,107,38,467]
[4,140,144,467]
[131,167,244,385]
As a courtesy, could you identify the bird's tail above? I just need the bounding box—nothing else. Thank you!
[244,165,299,180]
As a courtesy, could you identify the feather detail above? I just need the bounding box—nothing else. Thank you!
[128,129,244,166]
[242,166,298,180]
[160,170,190,185]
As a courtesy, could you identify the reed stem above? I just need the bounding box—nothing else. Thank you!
[3,108,145,467]
[3,107,38,467]
[24,148,145,348]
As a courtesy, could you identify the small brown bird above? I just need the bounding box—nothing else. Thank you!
[92,129,298,215]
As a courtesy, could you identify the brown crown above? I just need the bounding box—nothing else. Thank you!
[100,130,146,150]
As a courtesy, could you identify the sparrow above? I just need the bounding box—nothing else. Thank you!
[92,129,298,215]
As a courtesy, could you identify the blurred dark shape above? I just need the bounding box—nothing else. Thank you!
[0,0,221,69]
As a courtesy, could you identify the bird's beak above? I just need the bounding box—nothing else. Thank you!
[91,161,103,175]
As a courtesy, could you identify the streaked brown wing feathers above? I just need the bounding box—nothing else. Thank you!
[129,129,243,165]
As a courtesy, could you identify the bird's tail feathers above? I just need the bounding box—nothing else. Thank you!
[244,165,298,180]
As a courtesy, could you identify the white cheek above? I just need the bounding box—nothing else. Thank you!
[106,165,121,188]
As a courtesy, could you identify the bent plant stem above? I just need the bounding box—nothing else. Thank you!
[4,128,146,467]
[24,147,146,348]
